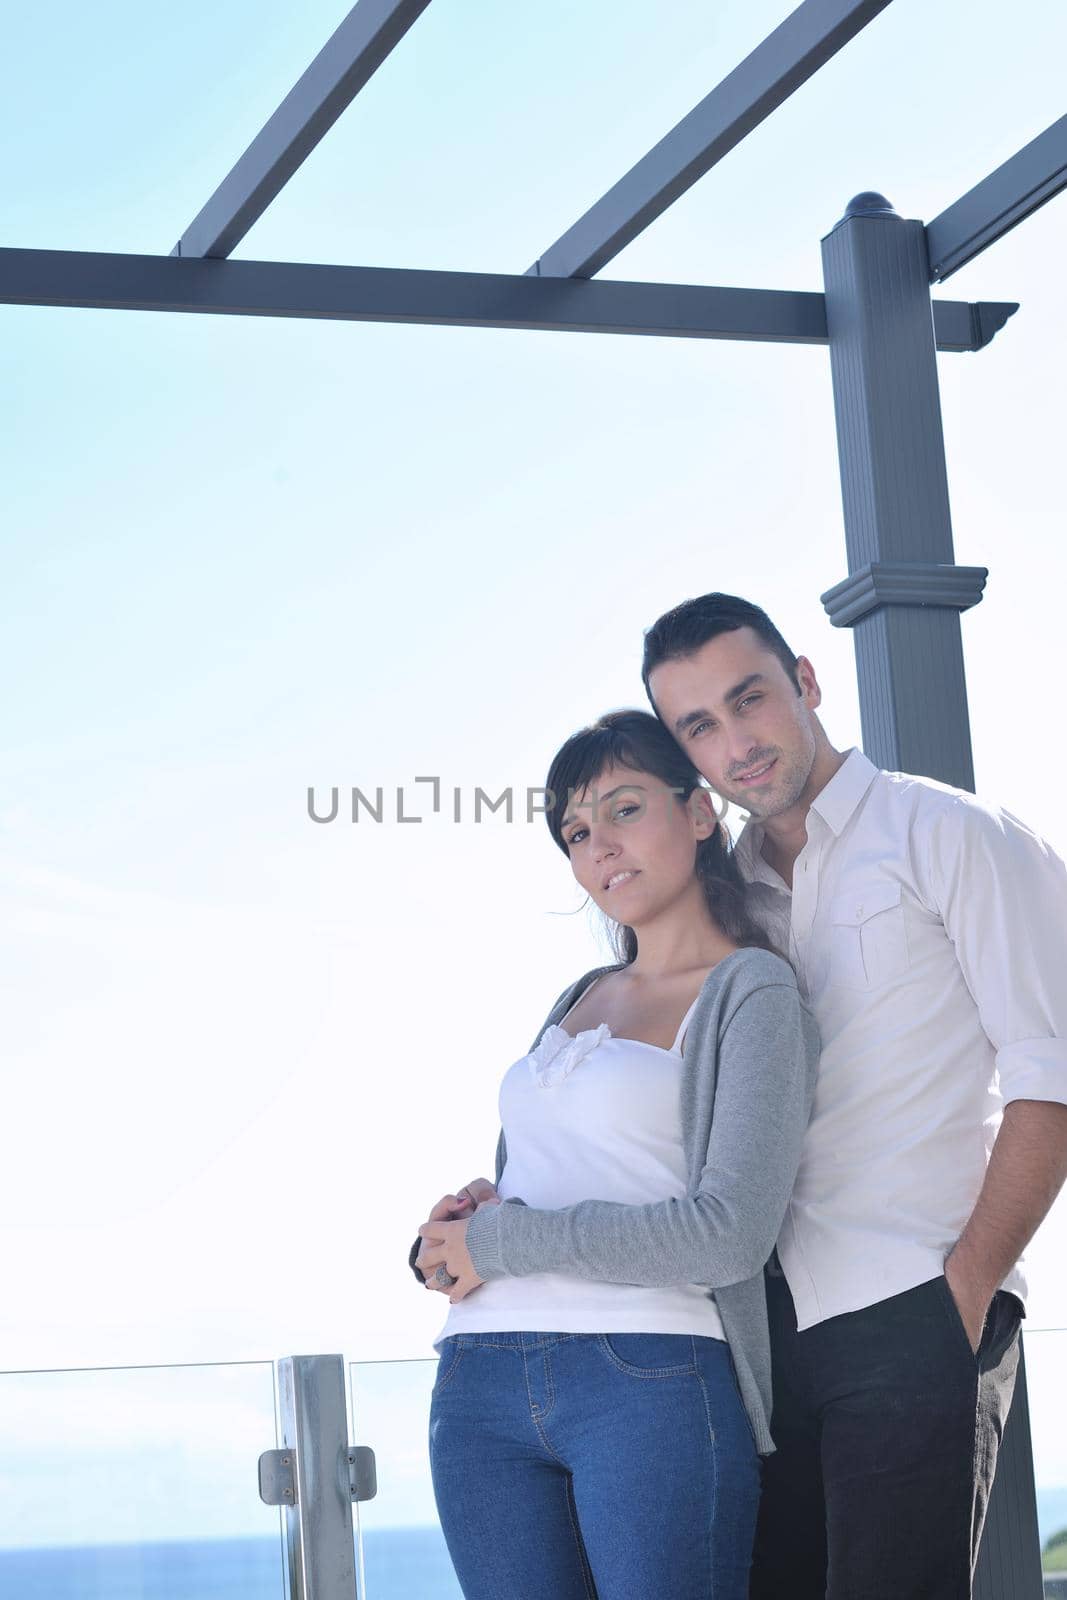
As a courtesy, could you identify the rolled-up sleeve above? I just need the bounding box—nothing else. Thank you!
[993,1038,1067,1107]
[923,796,1067,1107]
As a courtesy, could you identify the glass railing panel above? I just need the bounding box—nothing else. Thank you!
[1023,1329,1067,1598]
[348,1357,461,1599]
[0,1358,285,1599]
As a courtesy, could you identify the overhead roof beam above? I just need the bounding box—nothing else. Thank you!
[0,248,1015,352]
[926,114,1067,282]
[527,0,893,280]
[171,0,432,261]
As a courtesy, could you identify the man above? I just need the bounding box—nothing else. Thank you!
[641,591,1067,1598]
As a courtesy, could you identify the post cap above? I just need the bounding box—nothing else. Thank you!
[843,191,898,220]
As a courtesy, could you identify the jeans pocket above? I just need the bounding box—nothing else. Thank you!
[596,1332,698,1378]
[432,1337,465,1395]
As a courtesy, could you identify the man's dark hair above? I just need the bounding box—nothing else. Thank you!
[641,592,801,710]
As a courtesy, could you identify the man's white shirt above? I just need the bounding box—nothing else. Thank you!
[733,747,1067,1331]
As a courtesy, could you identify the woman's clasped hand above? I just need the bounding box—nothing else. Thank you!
[415,1179,500,1304]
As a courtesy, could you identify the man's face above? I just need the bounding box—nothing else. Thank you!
[647,626,820,819]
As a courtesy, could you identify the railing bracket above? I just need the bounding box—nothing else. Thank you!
[258,1448,296,1506]
[347,1445,377,1503]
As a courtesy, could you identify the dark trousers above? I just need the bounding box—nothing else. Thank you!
[749,1267,1023,1600]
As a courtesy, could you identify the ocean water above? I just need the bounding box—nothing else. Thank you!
[4,1501,1066,1597]
[0,1527,462,1599]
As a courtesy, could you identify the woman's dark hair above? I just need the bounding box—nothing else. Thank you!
[545,708,780,965]
[640,592,801,707]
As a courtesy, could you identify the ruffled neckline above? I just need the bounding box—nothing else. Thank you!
[524,1022,612,1088]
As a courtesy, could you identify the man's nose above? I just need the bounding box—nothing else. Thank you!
[727,730,762,772]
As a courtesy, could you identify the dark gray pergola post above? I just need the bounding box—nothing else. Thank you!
[819,192,987,788]
[819,192,1044,1599]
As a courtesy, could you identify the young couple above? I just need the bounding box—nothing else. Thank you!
[411,592,1067,1600]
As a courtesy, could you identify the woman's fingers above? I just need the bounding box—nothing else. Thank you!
[417,1244,461,1294]
[415,1217,483,1302]
[447,1264,486,1304]
[427,1193,472,1223]
[415,1242,444,1276]
[463,1178,499,1205]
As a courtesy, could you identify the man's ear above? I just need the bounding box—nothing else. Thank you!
[795,654,822,710]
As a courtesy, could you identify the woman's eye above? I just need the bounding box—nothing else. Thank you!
[614,803,640,820]
[567,827,587,846]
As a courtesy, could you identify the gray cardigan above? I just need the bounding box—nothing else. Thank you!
[413,946,820,1455]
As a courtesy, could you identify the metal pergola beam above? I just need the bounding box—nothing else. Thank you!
[926,113,1067,282]
[171,0,432,261]
[0,248,1015,352]
[527,0,893,281]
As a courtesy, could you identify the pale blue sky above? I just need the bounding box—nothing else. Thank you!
[2,0,1066,1545]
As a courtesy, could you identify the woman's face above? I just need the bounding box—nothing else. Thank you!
[560,762,718,923]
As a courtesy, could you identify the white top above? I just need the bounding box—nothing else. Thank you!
[734,746,1067,1331]
[435,982,727,1349]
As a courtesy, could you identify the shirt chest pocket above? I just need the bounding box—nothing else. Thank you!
[826,880,910,990]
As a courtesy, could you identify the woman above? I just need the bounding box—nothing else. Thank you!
[411,710,819,1600]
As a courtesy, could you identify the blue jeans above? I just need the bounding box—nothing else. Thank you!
[428,1331,759,1600]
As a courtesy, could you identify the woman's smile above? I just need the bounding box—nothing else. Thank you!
[603,868,640,892]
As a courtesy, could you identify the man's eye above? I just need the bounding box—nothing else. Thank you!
[690,721,712,737]
[739,694,762,709]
